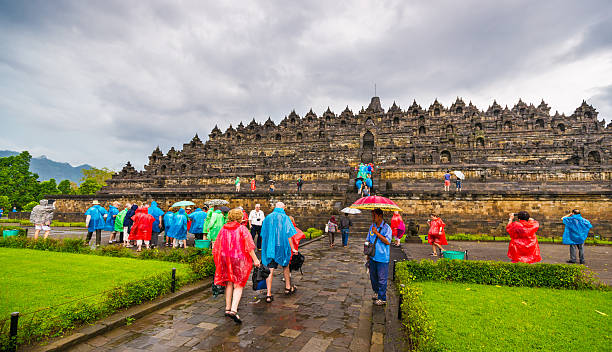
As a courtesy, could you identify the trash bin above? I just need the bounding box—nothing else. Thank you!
[441,250,467,260]
[195,239,211,249]
[2,230,20,239]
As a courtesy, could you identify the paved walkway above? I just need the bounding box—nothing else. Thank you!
[68,237,373,352]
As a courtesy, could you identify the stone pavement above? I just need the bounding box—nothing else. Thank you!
[67,236,375,352]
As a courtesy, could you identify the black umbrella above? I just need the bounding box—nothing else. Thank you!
[219,206,231,213]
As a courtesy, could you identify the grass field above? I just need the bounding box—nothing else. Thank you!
[418,281,612,351]
[0,248,191,318]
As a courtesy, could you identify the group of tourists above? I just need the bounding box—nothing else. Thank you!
[234,176,305,193]
[355,163,374,196]
[443,170,462,192]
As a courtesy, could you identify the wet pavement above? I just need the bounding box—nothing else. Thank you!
[66,236,374,352]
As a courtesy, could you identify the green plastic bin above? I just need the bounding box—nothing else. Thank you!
[195,239,211,249]
[441,250,468,260]
[2,230,20,239]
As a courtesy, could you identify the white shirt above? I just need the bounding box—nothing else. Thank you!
[249,209,265,226]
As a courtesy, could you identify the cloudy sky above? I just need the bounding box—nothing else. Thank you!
[1,0,611,170]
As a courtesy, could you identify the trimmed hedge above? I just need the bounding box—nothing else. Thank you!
[396,259,606,290]
[0,219,87,227]
[0,270,201,350]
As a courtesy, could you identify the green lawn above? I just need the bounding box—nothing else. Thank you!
[0,248,190,317]
[417,281,612,351]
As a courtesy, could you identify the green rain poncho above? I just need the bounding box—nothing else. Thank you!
[205,209,225,242]
[114,208,128,232]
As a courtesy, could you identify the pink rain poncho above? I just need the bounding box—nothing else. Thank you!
[130,207,155,241]
[507,220,541,263]
[213,221,256,287]
[427,218,448,245]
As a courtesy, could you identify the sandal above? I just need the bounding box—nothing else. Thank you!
[284,286,297,295]
[224,310,231,317]
[228,311,242,324]
[429,253,437,256]
[265,296,274,303]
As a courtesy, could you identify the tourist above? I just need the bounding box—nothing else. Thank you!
[131,206,155,251]
[120,203,132,244]
[297,176,303,192]
[213,208,260,324]
[105,201,120,244]
[562,209,592,264]
[427,213,447,256]
[288,216,306,255]
[173,208,189,248]
[12,207,17,212]
[366,208,392,306]
[85,200,108,247]
[327,216,338,248]
[148,201,165,248]
[248,204,265,250]
[443,170,451,191]
[163,209,175,246]
[260,201,298,303]
[205,206,225,243]
[363,185,371,197]
[506,211,541,263]
[390,211,405,247]
[455,176,462,192]
[356,179,364,196]
[188,207,207,240]
[339,212,353,247]
[269,182,275,192]
[0,208,3,219]
[30,199,54,240]
[115,204,128,243]
[235,176,241,192]
[365,174,373,192]
[123,204,138,247]
[250,178,256,192]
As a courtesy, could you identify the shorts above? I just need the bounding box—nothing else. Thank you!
[35,224,50,231]
[267,259,284,269]
[444,180,450,186]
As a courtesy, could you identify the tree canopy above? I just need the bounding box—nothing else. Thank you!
[80,167,114,186]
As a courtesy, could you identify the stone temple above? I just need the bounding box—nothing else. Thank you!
[54,97,612,239]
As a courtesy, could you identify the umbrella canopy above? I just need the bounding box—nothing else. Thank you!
[349,196,403,212]
[453,171,465,180]
[218,206,231,213]
[171,201,196,208]
[341,207,361,214]
[206,199,229,206]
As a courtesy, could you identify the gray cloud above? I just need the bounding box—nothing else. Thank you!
[0,0,611,170]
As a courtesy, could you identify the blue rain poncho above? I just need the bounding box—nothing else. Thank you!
[148,201,165,232]
[188,208,207,234]
[365,176,373,188]
[85,205,108,232]
[163,211,175,237]
[562,214,592,245]
[260,208,297,267]
[173,208,188,240]
[103,206,119,231]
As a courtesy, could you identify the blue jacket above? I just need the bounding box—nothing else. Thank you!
[562,214,592,245]
[261,208,297,267]
[85,205,108,232]
[367,221,392,263]
[188,208,207,234]
[103,206,119,231]
[148,201,165,232]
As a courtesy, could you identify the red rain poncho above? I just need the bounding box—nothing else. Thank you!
[427,218,448,245]
[506,220,541,263]
[213,221,256,287]
[391,213,405,238]
[129,207,155,241]
[290,219,306,261]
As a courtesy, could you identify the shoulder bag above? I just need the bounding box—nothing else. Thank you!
[364,227,378,257]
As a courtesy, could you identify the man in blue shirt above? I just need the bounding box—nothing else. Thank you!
[367,208,392,306]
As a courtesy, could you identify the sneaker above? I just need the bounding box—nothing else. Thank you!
[580,261,585,265]
[566,260,576,264]
[374,299,386,306]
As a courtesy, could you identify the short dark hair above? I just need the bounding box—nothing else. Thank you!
[572,209,580,215]
[517,211,530,221]
[372,208,383,217]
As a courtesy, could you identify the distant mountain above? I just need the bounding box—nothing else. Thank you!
[0,150,94,183]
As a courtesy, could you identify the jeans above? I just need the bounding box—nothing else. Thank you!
[86,229,102,246]
[569,244,584,263]
[151,231,160,247]
[341,228,350,246]
[369,258,389,301]
[328,231,335,245]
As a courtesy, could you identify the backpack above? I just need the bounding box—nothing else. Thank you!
[289,252,305,274]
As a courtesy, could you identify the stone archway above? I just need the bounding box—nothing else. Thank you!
[361,130,375,163]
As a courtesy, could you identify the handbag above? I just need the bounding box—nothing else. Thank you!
[325,224,329,233]
[363,227,378,257]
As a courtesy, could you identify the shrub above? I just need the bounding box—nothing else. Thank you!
[23,201,39,212]
[305,227,323,238]
[396,259,606,290]
[190,255,215,278]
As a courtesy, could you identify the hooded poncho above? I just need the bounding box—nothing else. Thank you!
[290,218,306,262]
[391,213,405,238]
[427,218,447,245]
[129,207,155,241]
[114,208,128,232]
[213,221,256,287]
[260,208,297,267]
[188,208,207,234]
[85,205,108,232]
[562,215,592,245]
[30,200,54,225]
[205,210,225,242]
[148,201,165,233]
[173,208,188,240]
[103,206,119,231]
[506,220,541,263]
[123,205,138,228]
[163,211,175,237]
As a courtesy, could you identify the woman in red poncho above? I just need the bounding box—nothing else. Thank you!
[506,211,541,263]
[130,206,156,252]
[390,211,405,247]
[213,209,261,324]
[427,213,447,256]
[289,216,306,259]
